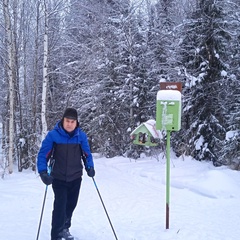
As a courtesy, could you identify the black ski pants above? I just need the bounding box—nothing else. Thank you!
[51,177,82,240]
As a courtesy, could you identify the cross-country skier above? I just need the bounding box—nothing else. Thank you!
[37,108,95,240]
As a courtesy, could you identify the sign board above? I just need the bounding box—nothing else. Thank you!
[160,82,182,92]
[156,83,182,131]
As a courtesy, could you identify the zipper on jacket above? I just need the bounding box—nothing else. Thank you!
[65,138,69,182]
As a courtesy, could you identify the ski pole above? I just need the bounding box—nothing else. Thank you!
[36,185,48,240]
[92,177,118,240]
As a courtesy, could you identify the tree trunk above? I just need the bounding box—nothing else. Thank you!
[41,0,49,140]
[3,0,14,174]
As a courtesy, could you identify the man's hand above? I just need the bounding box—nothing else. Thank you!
[40,171,53,185]
[87,167,95,177]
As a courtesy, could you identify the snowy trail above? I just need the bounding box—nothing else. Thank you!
[1,155,240,240]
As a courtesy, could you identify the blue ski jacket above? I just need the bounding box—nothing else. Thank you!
[37,121,94,182]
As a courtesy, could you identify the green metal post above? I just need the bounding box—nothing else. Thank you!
[166,130,171,229]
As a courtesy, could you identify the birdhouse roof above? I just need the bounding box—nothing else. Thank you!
[143,120,161,138]
[130,119,161,139]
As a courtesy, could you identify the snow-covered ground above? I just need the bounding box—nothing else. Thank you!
[1,152,240,240]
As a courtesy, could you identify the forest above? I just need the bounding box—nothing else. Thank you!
[0,0,239,174]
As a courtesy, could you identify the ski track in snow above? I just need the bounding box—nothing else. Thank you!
[1,154,240,240]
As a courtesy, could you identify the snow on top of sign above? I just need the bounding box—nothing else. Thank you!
[157,89,181,101]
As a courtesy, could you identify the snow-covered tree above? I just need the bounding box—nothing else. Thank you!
[2,0,17,174]
[216,0,240,168]
[173,0,238,165]
[0,0,239,172]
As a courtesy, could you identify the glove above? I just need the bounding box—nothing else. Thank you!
[86,167,95,177]
[40,171,53,185]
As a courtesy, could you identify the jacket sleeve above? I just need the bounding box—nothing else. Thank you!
[80,131,94,169]
[37,132,54,173]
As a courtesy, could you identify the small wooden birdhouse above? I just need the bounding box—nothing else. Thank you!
[130,119,161,147]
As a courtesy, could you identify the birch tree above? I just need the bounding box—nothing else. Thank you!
[3,0,15,174]
[40,0,49,140]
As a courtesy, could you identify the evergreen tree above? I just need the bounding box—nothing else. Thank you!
[173,0,235,165]
[216,0,240,168]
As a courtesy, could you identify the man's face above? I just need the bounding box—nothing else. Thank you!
[63,118,77,132]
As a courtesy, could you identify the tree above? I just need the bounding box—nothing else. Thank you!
[215,0,240,168]
[2,0,16,174]
[173,0,237,165]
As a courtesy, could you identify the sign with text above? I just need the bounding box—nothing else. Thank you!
[160,82,182,92]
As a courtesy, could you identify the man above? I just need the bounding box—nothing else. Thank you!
[37,108,95,240]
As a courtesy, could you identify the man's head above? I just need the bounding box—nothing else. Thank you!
[62,108,78,132]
